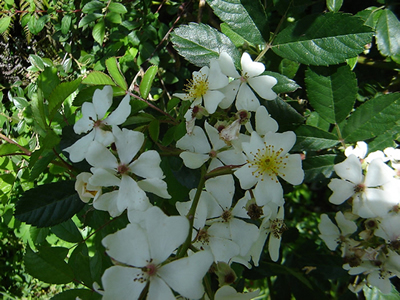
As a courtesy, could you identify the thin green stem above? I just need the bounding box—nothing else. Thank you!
[204,164,243,180]
[176,165,207,258]
[334,123,346,148]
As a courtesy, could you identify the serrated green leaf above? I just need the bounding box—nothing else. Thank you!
[356,7,382,29]
[376,9,400,57]
[140,65,158,99]
[148,119,160,142]
[29,54,45,71]
[220,23,247,47]
[38,67,60,99]
[82,71,116,86]
[278,58,300,79]
[0,143,21,156]
[68,243,93,288]
[108,2,127,14]
[29,149,55,181]
[92,19,105,44]
[123,113,155,126]
[303,154,338,182]
[14,181,85,227]
[293,125,339,151]
[51,219,82,243]
[368,125,400,152]
[61,15,72,35]
[106,12,122,24]
[30,90,47,134]
[263,97,304,132]
[264,71,300,94]
[171,23,240,67]
[342,93,400,143]
[28,14,47,35]
[206,0,266,45]
[82,0,104,14]
[0,16,11,34]
[48,78,81,119]
[305,64,357,124]
[326,0,343,12]
[105,57,128,90]
[24,246,74,284]
[78,13,103,28]
[272,13,374,66]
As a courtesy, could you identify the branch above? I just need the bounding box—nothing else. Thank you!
[0,131,32,156]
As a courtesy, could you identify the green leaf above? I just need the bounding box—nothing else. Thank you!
[51,289,101,300]
[24,246,74,284]
[264,71,300,94]
[302,154,338,182]
[68,243,93,288]
[0,143,22,156]
[38,67,60,99]
[28,14,47,35]
[29,54,45,71]
[61,14,72,35]
[140,65,158,99]
[342,93,400,143]
[106,12,122,24]
[14,181,85,227]
[376,9,400,57]
[305,64,357,124]
[206,0,266,45]
[0,16,11,34]
[29,149,55,181]
[272,13,374,66]
[78,13,103,28]
[82,0,105,13]
[171,22,240,67]
[105,57,128,90]
[123,113,155,126]
[263,97,304,132]
[92,19,105,44]
[368,125,400,152]
[293,125,339,151]
[82,71,116,86]
[30,90,47,133]
[220,23,247,47]
[326,0,343,12]
[51,219,82,243]
[363,284,400,300]
[48,78,81,119]
[148,119,160,142]
[108,2,127,14]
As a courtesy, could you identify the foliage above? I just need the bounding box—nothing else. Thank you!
[1,0,400,299]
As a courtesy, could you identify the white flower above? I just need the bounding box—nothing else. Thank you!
[374,214,400,245]
[218,52,277,111]
[234,131,304,206]
[86,127,170,216]
[345,141,368,159]
[174,59,228,114]
[244,105,278,136]
[328,155,397,218]
[101,206,213,300]
[64,86,131,162]
[176,122,246,170]
[75,172,102,203]
[318,212,357,251]
[384,147,400,171]
[206,286,260,300]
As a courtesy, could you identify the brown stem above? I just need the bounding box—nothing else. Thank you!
[0,131,32,156]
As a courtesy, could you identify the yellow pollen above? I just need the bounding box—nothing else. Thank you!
[184,73,209,99]
[249,143,287,182]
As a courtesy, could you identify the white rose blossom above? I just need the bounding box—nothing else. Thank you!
[218,51,277,111]
[101,206,213,300]
[234,131,304,206]
[64,86,131,162]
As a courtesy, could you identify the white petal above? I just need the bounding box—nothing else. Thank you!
[204,121,226,151]
[101,266,146,300]
[279,154,304,185]
[218,52,240,78]
[335,211,357,236]
[102,223,150,267]
[328,179,355,205]
[367,272,392,294]
[89,168,120,187]
[230,218,259,256]
[334,155,362,184]
[129,150,163,179]
[158,250,213,299]
[255,106,278,135]
[93,191,123,217]
[205,175,234,210]
[145,206,189,264]
[234,164,258,190]
[219,80,240,109]
[217,149,247,166]
[208,59,229,90]
[365,158,394,187]
[241,52,264,77]
[318,214,340,251]
[73,102,96,134]
[263,131,296,156]
[214,285,260,300]
[248,75,277,100]
[93,85,113,119]
[176,126,211,153]
[180,151,210,169]
[137,178,171,199]
[254,179,284,206]
[118,175,150,212]
[148,276,176,300]
[64,130,95,163]
[114,127,144,165]
[86,141,118,169]
[203,90,225,114]
[236,84,260,112]
[104,94,131,126]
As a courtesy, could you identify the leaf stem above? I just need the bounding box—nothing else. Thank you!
[0,131,32,156]
[334,123,346,148]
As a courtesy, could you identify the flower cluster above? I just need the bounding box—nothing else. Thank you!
[319,141,400,294]
[66,52,305,299]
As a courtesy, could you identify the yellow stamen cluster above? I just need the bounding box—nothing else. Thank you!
[248,142,288,182]
[184,73,209,99]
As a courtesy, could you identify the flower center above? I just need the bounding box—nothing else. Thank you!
[354,183,365,193]
[249,143,287,182]
[118,164,129,175]
[221,210,232,222]
[271,218,287,239]
[142,263,158,277]
[247,203,264,220]
[184,73,209,98]
[83,183,98,197]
